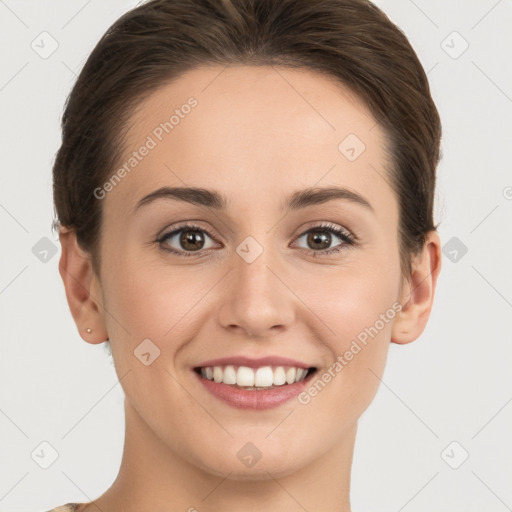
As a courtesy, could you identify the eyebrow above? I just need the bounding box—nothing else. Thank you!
[133,185,374,214]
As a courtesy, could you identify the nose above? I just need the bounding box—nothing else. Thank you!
[217,245,296,339]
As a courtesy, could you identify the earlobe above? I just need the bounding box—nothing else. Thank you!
[58,228,108,344]
[391,231,442,345]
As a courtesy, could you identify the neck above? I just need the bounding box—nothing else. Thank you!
[88,400,355,512]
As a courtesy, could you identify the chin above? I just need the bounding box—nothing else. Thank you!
[203,457,303,481]
[192,441,310,481]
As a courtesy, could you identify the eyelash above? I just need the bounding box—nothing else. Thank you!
[156,222,357,258]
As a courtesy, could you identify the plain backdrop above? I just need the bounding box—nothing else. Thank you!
[1,1,511,511]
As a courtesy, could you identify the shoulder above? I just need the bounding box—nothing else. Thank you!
[42,504,86,512]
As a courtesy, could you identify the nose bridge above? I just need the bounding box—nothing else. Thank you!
[217,234,295,336]
[236,237,275,295]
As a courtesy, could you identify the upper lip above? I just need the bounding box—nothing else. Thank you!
[194,355,316,369]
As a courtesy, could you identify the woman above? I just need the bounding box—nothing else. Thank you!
[48,0,442,510]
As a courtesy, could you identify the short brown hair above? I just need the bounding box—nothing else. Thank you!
[52,0,442,280]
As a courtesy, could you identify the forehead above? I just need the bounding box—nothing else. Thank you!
[107,64,396,218]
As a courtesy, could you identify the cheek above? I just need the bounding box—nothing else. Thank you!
[101,261,209,413]
[102,252,228,385]
[298,260,400,416]
[299,255,400,342]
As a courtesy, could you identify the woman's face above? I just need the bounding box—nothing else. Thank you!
[93,64,411,478]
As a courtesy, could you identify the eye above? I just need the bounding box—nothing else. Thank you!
[156,221,356,258]
[157,223,219,257]
[293,222,356,256]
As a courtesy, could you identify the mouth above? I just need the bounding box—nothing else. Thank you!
[193,364,318,390]
[193,364,318,410]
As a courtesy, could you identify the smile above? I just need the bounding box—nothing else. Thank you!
[193,364,318,410]
[195,364,314,389]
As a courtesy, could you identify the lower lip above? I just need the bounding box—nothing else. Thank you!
[193,370,314,410]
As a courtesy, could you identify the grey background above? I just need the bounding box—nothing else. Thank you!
[1,0,511,511]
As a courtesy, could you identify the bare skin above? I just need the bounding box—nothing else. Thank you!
[59,64,441,512]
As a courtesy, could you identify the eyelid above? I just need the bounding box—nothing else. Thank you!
[293,221,355,242]
[156,220,221,242]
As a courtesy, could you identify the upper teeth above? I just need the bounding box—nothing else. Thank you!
[200,365,309,387]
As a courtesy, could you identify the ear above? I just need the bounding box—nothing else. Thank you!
[391,231,442,344]
[58,227,108,344]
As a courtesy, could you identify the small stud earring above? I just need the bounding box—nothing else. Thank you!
[86,328,92,334]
